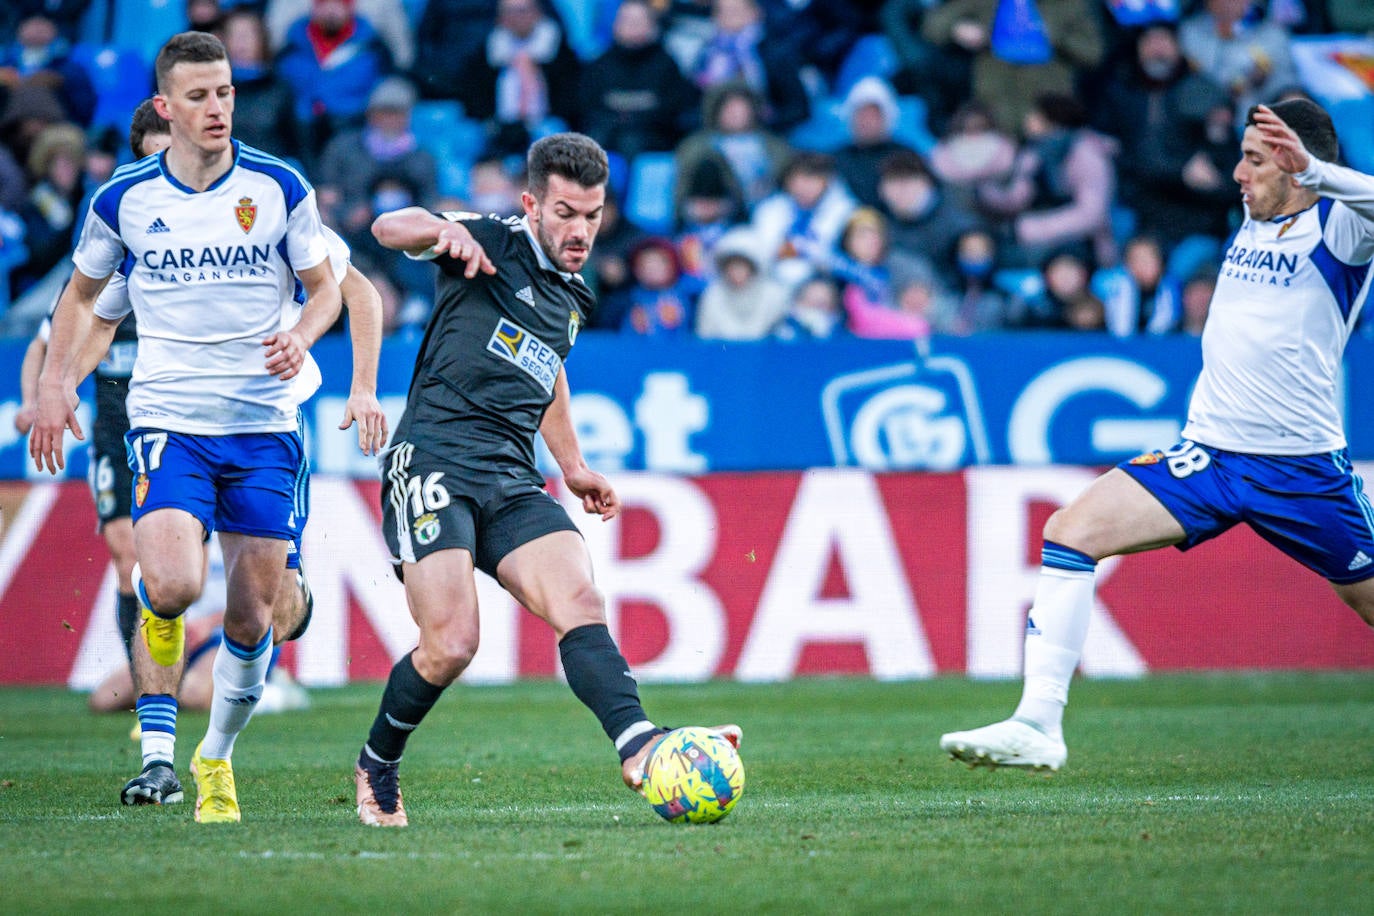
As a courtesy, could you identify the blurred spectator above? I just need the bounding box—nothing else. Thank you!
[581,0,698,161]
[688,0,809,132]
[1093,22,1235,250]
[978,93,1118,269]
[217,8,299,160]
[675,156,744,285]
[943,226,1008,334]
[832,207,894,312]
[771,274,848,340]
[1008,246,1102,329]
[881,0,973,134]
[751,150,856,289]
[473,0,582,158]
[0,140,26,210]
[1180,0,1296,131]
[0,14,96,127]
[187,0,225,32]
[877,149,981,289]
[318,76,437,233]
[276,0,394,167]
[0,2,91,45]
[465,156,522,216]
[1179,267,1215,336]
[1,84,67,192]
[268,0,415,69]
[928,100,1016,208]
[695,226,789,339]
[621,237,698,336]
[1095,234,1181,336]
[922,0,1105,137]
[836,207,944,340]
[410,0,496,106]
[674,82,791,211]
[344,171,428,327]
[784,0,884,84]
[834,76,916,209]
[585,191,646,328]
[15,121,84,294]
[661,0,716,74]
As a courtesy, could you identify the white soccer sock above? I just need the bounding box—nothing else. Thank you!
[199,631,273,760]
[1012,566,1095,740]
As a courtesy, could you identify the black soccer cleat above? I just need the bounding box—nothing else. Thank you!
[121,760,184,806]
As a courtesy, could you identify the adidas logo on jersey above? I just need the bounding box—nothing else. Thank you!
[146,217,170,234]
[515,286,535,308]
[1349,551,1372,571]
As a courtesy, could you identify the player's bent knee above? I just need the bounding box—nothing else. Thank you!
[417,634,479,683]
[141,576,200,616]
[1041,508,1090,554]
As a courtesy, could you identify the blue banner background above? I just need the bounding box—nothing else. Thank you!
[3,330,1371,479]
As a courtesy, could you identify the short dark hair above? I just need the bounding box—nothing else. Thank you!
[782,151,836,183]
[154,31,228,93]
[128,98,170,158]
[1246,98,1338,163]
[527,132,609,197]
[878,148,931,181]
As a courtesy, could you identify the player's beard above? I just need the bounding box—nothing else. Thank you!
[536,219,591,273]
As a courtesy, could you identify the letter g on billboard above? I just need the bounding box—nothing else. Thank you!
[1008,356,1181,464]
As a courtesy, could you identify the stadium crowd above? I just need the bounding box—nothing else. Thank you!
[0,0,1371,340]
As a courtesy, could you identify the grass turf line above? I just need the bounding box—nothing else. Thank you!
[1,674,1372,914]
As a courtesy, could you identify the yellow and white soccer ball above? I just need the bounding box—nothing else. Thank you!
[642,727,745,824]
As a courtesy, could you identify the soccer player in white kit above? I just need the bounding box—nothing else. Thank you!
[940,99,1374,771]
[30,31,380,821]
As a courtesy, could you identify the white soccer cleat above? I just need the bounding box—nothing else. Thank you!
[940,718,1067,771]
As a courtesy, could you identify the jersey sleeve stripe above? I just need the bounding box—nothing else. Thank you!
[90,159,161,237]
[237,144,312,212]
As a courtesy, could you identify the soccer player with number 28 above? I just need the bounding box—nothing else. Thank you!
[942,99,1374,771]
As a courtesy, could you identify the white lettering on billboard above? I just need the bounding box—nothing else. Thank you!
[965,466,1146,678]
[571,473,725,681]
[737,469,934,681]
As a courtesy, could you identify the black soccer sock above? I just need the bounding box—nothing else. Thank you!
[365,651,446,762]
[116,592,139,664]
[559,624,659,762]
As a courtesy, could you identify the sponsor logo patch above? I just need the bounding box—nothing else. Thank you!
[485,317,561,394]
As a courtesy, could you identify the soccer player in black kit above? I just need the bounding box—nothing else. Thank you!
[354,132,739,826]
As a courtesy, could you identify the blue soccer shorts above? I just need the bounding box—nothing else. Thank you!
[125,427,303,543]
[1119,440,1374,585]
[285,408,309,571]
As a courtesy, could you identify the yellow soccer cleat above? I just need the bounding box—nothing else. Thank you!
[191,742,241,823]
[133,564,184,667]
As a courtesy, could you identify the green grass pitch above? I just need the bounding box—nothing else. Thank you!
[2,674,1373,914]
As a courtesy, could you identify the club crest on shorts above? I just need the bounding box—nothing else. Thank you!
[1129,450,1165,465]
[235,196,257,233]
[568,309,581,345]
[413,512,440,546]
[135,473,150,507]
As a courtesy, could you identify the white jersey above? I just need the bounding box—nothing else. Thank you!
[95,226,351,406]
[74,140,330,435]
[1182,157,1374,455]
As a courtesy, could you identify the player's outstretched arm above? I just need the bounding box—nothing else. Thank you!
[14,334,47,434]
[372,207,496,279]
[264,259,342,381]
[541,368,620,521]
[337,263,388,455]
[31,270,107,472]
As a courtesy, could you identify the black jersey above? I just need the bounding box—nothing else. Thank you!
[41,281,138,418]
[392,212,596,477]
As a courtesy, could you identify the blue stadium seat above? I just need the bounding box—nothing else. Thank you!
[893,95,936,156]
[70,43,154,137]
[624,152,677,234]
[411,100,486,198]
